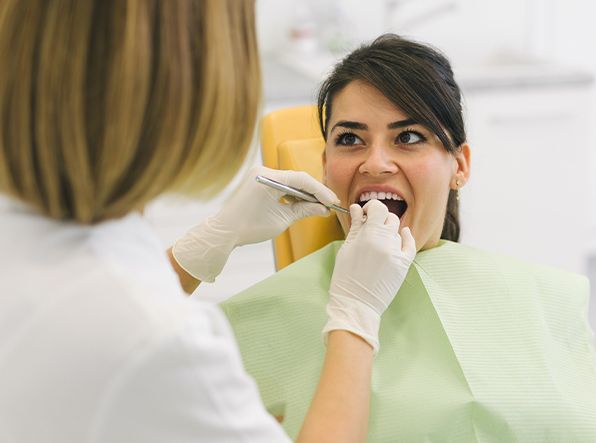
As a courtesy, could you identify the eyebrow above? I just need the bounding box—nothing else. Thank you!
[330,118,418,133]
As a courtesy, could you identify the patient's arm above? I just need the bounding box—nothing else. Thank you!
[296,330,373,443]
[167,247,200,294]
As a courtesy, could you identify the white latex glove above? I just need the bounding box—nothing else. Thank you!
[323,200,417,353]
[172,166,339,282]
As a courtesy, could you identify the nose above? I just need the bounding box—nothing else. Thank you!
[358,145,399,176]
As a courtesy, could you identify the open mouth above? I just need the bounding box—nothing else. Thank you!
[357,192,408,219]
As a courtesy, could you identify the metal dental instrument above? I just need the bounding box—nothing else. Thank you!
[255,175,349,214]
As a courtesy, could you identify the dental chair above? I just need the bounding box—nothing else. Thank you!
[261,105,344,270]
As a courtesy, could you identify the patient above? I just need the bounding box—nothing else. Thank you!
[221,34,596,441]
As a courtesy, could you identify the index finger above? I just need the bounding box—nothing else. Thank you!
[362,200,389,224]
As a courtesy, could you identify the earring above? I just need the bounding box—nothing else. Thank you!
[455,179,461,201]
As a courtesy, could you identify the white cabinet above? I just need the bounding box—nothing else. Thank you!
[460,84,594,273]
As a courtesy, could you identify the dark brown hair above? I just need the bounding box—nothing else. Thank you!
[0,0,260,223]
[317,34,465,241]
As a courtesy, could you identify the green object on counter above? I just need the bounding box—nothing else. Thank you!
[221,240,596,442]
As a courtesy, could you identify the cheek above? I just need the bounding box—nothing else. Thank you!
[323,153,355,235]
[408,157,452,210]
[323,156,354,199]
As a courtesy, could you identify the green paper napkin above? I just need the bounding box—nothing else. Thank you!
[222,241,596,442]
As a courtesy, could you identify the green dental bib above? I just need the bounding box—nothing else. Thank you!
[222,241,596,442]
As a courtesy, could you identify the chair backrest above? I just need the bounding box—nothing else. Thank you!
[261,105,344,270]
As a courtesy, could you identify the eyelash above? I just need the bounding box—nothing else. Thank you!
[334,128,427,146]
[334,130,362,146]
[398,128,427,145]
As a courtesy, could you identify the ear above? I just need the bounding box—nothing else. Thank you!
[450,143,471,189]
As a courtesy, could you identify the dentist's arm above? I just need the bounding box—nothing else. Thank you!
[169,166,338,293]
[297,330,373,442]
[297,200,416,442]
[167,247,200,294]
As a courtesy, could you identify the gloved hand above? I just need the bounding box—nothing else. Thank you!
[323,200,416,353]
[172,166,340,282]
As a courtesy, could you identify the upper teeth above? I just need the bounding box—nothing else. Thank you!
[359,191,404,202]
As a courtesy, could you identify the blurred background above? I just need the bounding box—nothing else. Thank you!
[145,0,596,327]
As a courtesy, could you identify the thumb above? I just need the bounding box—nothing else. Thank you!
[346,204,364,240]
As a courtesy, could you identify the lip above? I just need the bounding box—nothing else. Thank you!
[351,185,406,205]
[349,184,410,223]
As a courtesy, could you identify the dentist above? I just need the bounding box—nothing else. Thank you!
[0,1,415,442]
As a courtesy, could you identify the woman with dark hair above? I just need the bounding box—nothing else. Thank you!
[317,33,468,244]
[222,34,596,441]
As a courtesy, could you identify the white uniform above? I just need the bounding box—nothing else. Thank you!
[0,196,291,443]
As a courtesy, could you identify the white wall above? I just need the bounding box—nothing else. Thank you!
[258,0,539,65]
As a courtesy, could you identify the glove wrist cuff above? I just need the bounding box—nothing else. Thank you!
[322,295,382,354]
[171,218,236,283]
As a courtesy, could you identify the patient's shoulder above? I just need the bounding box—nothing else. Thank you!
[429,241,589,298]
[423,241,584,275]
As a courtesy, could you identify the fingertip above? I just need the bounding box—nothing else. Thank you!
[402,226,412,239]
[349,204,364,224]
[386,212,400,226]
[309,185,340,208]
[317,187,340,206]
[314,204,330,217]
[361,199,375,212]
[349,203,362,215]
[363,199,386,212]
[401,227,417,256]
[363,199,388,223]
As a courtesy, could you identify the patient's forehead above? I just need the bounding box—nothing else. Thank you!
[328,80,409,128]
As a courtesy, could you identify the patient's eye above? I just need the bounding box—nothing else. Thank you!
[396,130,425,145]
[335,131,363,146]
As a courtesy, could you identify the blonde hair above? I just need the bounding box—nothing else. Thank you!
[0,0,260,223]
